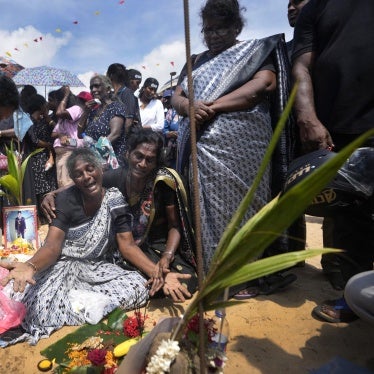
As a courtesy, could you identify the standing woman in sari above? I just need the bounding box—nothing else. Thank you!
[78,74,127,167]
[172,0,293,274]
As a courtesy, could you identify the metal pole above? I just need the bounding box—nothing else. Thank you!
[170,71,176,91]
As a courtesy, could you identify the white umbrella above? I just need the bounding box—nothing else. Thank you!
[13,66,84,87]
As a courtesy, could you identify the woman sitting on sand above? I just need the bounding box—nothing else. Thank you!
[0,148,165,346]
[41,128,198,302]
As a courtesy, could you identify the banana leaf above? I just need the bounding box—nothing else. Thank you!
[106,308,128,331]
[41,323,110,363]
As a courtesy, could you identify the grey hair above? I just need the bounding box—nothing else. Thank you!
[66,148,102,179]
[91,74,113,91]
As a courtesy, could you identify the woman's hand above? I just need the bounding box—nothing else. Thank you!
[166,131,178,139]
[41,192,57,222]
[59,134,69,146]
[62,85,71,96]
[145,262,166,296]
[159,252,174,273]
[0,261,36,293]
[163,272,192,302]
[194,100,215,125]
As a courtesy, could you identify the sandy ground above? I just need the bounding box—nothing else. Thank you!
[1,216,374,373]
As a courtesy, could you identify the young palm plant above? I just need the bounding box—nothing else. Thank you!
[171,86,374,336]
[0,141,41,206]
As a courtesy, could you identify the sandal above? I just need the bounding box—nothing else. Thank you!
[258,273,297,295]
[312,297,358,323]
[233,287,259,300]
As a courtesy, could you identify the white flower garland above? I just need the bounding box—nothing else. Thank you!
[146,339,180,374]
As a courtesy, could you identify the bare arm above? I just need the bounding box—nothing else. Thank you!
[158,205,181,270]
[124,117,133,136]
[116,231,165,296]
[209,70,276,113]
[41,184,72,222]
[292,52,334,152]
[55,86,73,120]
[107,116,124,143]
[159,204,193,302]
[0,226,65,292]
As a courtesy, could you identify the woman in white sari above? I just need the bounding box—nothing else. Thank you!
[0,148,164,346]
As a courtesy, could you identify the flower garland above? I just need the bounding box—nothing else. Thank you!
[144,313,228,373]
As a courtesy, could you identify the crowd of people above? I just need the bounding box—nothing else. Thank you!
[0,0,372,348]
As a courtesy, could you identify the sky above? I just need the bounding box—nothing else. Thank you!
[0,0,293,94]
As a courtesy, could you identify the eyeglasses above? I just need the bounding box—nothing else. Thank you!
[201,27,232,37]
[89,83,102,90]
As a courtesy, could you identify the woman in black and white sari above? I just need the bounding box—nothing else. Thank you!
[0,148,164,346]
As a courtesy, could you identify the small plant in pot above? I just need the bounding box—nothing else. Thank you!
[0,141,41,206]
[0,141,42,253]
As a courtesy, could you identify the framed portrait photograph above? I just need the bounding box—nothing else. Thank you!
[2,205,39,252]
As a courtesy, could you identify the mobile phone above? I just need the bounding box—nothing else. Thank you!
[68,138,77,147]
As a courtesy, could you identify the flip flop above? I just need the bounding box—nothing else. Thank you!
[258,273,297,295]
[312,298,358,323]
[233,287,259,300]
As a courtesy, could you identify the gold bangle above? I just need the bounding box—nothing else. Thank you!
[25,261,38,273]
[48,120,54,126]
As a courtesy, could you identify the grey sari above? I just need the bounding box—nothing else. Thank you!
[177,35,293,272]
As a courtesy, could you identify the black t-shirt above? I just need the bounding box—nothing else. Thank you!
[52,185,132,234]
[292,0,374,134]
[116,86,141,125]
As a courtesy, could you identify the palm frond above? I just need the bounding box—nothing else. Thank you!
[172,114,374,333]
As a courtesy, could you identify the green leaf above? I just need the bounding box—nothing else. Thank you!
[0,141,44,205]
[40,323,110,363]
[69,366,102,374]
[106,308,128,331]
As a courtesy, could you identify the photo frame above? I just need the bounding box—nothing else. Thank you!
[2,205,38,252]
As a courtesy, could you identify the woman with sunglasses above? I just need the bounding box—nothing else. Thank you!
[78,74,127,167]
[172,0,295,297]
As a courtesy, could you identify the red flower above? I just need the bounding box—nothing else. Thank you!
[123,312,146,338]
[87,349,107,366]
[185,314,216,342]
